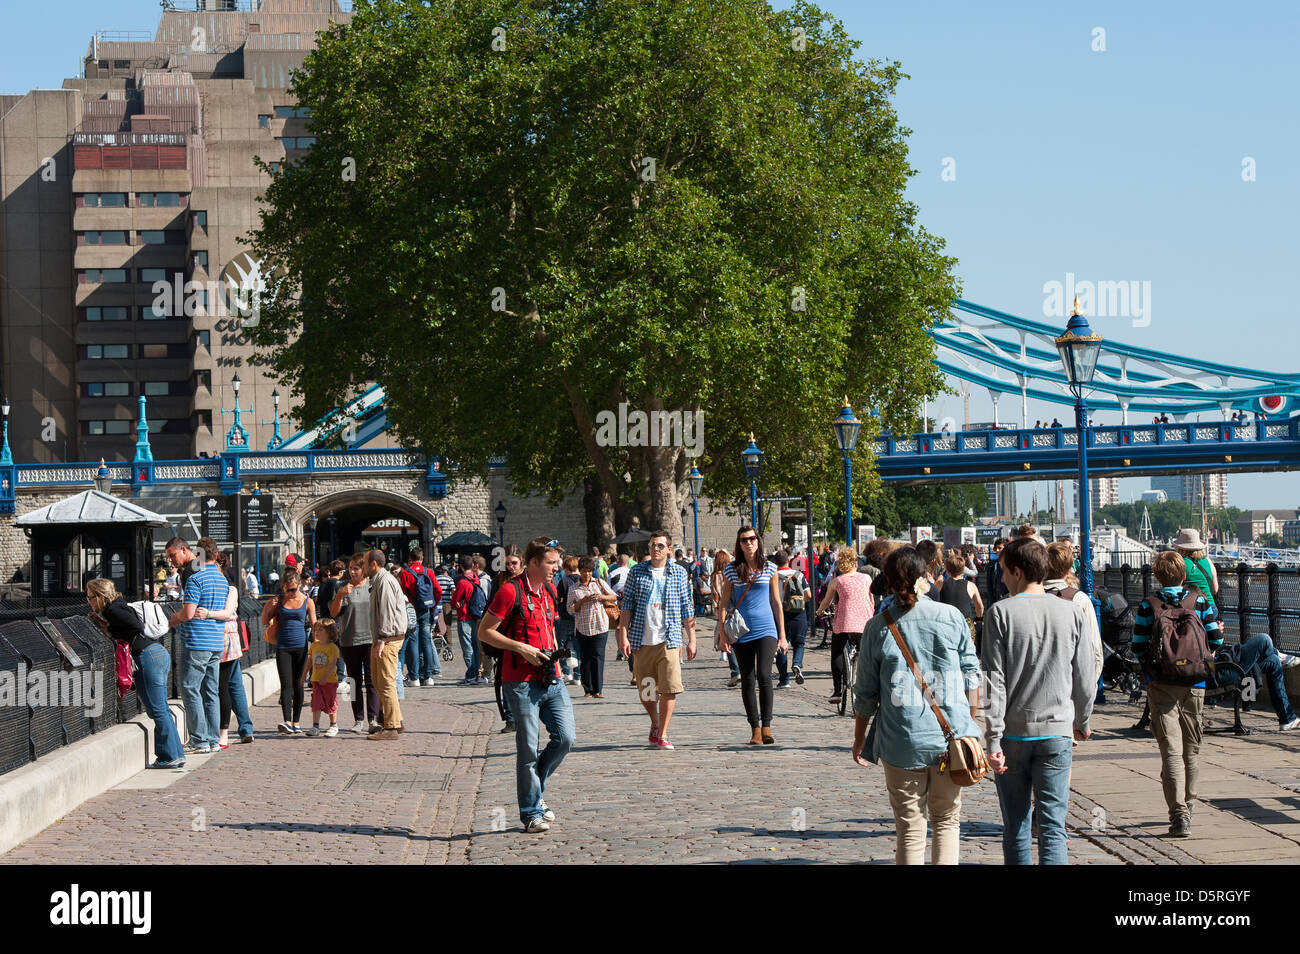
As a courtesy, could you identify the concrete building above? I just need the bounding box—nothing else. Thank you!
[1151,473,1229,508]
[983,481,1017,520]
[1140,489,1167,504]
[0,0,353,464]
[1073,476,1118,519]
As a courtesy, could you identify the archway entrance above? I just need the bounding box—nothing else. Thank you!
[299,490,434,571]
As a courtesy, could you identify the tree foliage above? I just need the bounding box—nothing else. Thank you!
[249,0,958,544]
[1096,501,1243,541]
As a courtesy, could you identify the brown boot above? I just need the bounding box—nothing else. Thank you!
[761,727,774,745]
[367,729,400,741]
[749,727,763,745]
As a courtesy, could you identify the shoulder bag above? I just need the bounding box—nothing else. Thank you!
[723,576,756,645]
[599,578,621,627]
[263,603,279,645]
[885,611,988,786]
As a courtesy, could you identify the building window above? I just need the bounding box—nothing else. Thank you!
[86,420,132,436]
[274,105,296,119]
[195,410,213,428]
[137,192,184,207]
[141,304,170,320]
[267,162,281,174]
[141,344,168,359]
[84,382,131,398]
[81,231,128,245]
[196,331,210,350]
[195,370,211,389]
[258,114,271,128]
[143,382,170,396]
[193,250,208,269]
[139,268,172,283]
[81,306,128,322]
[113,60,130,69]
[84,344,129,360]
[298,136,316,148]
[193,210,207,228]
[79,268,128,283]
[79,192,127,208]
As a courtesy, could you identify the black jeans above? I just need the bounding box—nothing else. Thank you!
[831,631,859,695]
[733,636,777,728]
[276,646,308,722]
[340,643,379,723]
[576,631,608,695]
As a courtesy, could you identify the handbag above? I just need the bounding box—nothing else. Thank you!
[885,611,988,786]
[722,579,755,645]
[263,614,279,646]
[600,579,621,627]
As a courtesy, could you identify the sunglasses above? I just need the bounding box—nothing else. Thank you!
[739,536,758,543]
[649,543,668,550]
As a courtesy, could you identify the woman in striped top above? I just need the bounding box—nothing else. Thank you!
[567,556,619,697]
[718,528,788,744]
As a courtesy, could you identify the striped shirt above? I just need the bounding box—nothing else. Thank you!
[619,560,694,650]
[1133,585,1222,685]
[182,563,229,652]
[568,577,616,635]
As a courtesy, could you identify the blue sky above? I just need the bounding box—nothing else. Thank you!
[4,2,1297,513]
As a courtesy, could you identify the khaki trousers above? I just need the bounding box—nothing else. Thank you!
[1147,682,1203,819]
[882,760,963,865]
[372,638,405,729]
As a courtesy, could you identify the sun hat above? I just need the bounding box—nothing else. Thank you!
[1173,528,1205,551]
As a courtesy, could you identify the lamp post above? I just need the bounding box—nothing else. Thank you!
[262,388,284,450]
[94,458,112,495]
[495,500,507,547]
[1,396,12,467]
[307,511,318,577]
[1054,297,1103,599]
[688,464,703,556]
[831,398,863,546]
[327,512,337,563]
[222,372,251,453]
[742,434,762,529]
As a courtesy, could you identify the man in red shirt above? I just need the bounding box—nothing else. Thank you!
[397,546,442,686]
[479,537,574,834]
[451,555,485,684]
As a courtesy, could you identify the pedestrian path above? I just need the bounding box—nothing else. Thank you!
[5,625,1300,864]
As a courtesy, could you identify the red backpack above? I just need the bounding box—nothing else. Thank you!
[1145,590,1212,685]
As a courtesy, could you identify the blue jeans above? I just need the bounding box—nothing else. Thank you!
[219,659,254,738]
[1223,634,1298,725]
[458,619,480,680]
[727,651,739,677]
[775,629,807,684]
[137,642,184,762]
[503,680,576,823]
[180,646,221,749]
[403,613,440,680]
[994,736,1073,865]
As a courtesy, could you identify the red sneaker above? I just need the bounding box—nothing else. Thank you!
[649,726,660,745]
[655,738,675,750]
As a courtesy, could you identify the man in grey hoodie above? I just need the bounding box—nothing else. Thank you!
[982,537,1094,865]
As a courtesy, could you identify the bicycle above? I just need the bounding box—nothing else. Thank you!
[839,635,859,716]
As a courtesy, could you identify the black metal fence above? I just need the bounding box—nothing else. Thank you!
[0,596,273,779]
[1098,563,1300,653]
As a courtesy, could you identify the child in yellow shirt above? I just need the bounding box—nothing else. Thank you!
[303,619,346,737]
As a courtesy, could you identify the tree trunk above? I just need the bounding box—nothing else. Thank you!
[583,476,616,552]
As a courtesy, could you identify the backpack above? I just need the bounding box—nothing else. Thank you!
[485,578,559,720]
[781,572,806,614]
[465,574,489,619]
[1145,590,1212,685]
[128,600,171,640]
[409,566,438,614]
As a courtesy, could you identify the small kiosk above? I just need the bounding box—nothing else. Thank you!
[16,490,169,599]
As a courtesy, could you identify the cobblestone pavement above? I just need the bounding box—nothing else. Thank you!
[7,620,1300,864]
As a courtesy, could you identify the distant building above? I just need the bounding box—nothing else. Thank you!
[1073,477,1118,519]
[1151,473,1229,508]
[983,481,1016,520]
[1236,509,1299,543]
[1141,489,1167,504]
[1283,520,1300,547]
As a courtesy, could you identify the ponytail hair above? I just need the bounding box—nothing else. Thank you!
[884,546,928,612]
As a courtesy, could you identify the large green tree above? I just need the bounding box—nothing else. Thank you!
[249,0,958,545]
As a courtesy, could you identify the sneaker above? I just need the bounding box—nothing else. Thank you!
[655,738,675,749]
[1168,813,1191,838]
[499,723,515,733]
[185,742,213,754]
[353,721,369,734]
[239,734,254,744]
[305,727,322,737]
[422,678,437,687]
[538,800,556,822]
[1282,717,1300,731]
[404,677,418,687]
[829,693,841,704]
[325,725,339,737]
[649,726,660,745]
[1280,652,1300,669]
[277,722,293,735]
[727,675,740,688]
[523,817,551,834]
[217,742,229,750]
[291,725,305,734]
[793,665,804,685]
[775,682,789,690]
[148,757,186,769]
[476,677,490,685]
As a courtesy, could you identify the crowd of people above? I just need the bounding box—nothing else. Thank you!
[82,519,1300,857]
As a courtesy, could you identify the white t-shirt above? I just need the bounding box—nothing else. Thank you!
[608,564,629,594]
[642,565,669,646]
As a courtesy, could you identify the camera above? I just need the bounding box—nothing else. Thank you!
[534,646,568,687]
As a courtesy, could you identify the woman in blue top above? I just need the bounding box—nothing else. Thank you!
[261,568,317,733]
[851,547,981,865]
[718,526,788,745]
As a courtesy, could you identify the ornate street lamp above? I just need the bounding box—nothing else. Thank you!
[831,398,863,546]
[307,510,318,577]
[687,464,704,556]
[742,434,762,528]
[1054,297,1103,601]
[495,500,507,547]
